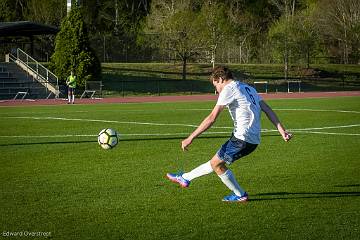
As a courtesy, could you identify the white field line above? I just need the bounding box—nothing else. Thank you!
[1,111,360,137]
[0,132,226,138]
[290,124,360,131]
[1,130,360,138]
[3,116,230,129]
[1,128,360,138]
[183,108,360,114]
[2,108,359,115]
[288,131,360,136]
[273,108,360,114]
[3,116,360,132]
[0,111,89,115]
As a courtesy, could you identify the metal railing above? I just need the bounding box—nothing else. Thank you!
[13,48,59,98]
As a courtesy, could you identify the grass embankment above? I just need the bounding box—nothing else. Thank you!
[100,63,360,96]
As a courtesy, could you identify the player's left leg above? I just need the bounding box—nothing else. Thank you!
[214,136,258,202]
[71,88,75,104]
[211,155,247,200]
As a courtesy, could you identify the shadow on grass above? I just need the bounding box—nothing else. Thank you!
[0,140,95,147]
[250,191,360,201]
[334,184,360,187]
[119,133,280,142]
[0,134,282,147]
[0,134,279,147]
[0,136,226,147]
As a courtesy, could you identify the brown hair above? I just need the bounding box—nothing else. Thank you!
[210,66,233,82]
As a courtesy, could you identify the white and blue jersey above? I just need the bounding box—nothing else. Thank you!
[216,81,262,144]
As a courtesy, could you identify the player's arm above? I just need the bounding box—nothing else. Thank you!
[181,105,225,151]
[259,100,292,142]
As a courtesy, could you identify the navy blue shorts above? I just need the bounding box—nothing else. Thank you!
[217,135,258,165]
[68,87,75,95]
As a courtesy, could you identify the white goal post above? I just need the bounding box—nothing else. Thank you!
[287,80,302,93]
[253,81,268,93]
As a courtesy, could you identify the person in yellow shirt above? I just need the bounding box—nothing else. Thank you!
[66,70,76,104]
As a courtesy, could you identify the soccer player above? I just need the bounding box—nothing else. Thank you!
[66,70,76,104]
[166,66,292,202]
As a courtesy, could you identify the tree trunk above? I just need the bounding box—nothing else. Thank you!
[182,57,187,81]
[344,29,349,64]
[211,44,217,69]
[284,50,288,80]
[211,50,215,69]
[307,45,310,69]
[239,45,242,64]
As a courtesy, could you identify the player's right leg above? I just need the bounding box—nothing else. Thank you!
[166,172,191,188]
[71,88,75,104]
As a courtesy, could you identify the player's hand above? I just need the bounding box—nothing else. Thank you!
[181,137,192,151]
[283,131,293,142]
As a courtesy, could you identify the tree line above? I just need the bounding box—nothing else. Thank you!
[1,0,359,75]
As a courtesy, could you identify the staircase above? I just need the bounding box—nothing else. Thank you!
[0,63,41,99]
[0,49,60,100]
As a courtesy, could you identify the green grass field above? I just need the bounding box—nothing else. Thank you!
[0,97,359,239]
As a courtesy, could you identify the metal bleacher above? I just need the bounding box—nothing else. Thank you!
[0,49,61,100]
[0,64,30,99]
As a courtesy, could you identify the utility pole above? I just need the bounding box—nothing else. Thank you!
[67,0,81,15]
[67,0,71,15]
[114,0,119,35]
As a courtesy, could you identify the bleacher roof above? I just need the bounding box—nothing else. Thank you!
[0,21,59,37]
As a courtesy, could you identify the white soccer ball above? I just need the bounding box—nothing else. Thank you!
[98,128,119,149]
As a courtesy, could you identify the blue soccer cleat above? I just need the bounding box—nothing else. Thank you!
[222,192,248,202]
[166,172,190,188]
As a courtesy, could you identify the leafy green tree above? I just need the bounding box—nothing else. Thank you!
[0,0,16,21]
[315,0,360,63]
[268,17,291,63]
[290,5,325,67]
[25,0,66,27]
[80,0,150,62]
[145,0,207,80]
[167,10,206,80]
[226,0,278,63]
[268,0,303,78]
[0,0,27,21]
[199,1,232,68]
[22,0,67,61]
[50,3,101,88]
